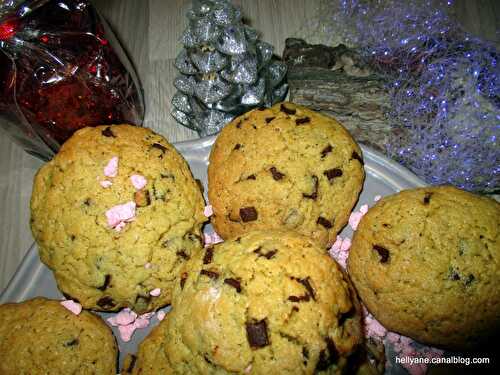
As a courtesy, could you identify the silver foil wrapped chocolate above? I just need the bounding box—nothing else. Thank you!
[171,0,288,136]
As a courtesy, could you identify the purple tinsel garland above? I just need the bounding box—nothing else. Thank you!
[314,0,499,192]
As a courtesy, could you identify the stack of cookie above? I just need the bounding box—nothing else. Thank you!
[2,102,498,374]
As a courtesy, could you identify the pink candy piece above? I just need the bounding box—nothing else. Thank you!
[340,237,352,251]
[107,308,137,326]
[104,156,119,178]
[60,300,82,315]
[106,201,136,229]
[359,204,369,214]
[130,174,147,190]
[328,236,350,269]
[108,309,153,342]
[156,310,166,321]
[149,288,161,297]
[204,231,223,245]
[204,205,213,217]
[144,262,152,269]
[100,180,113,188]
[374,195,382,201]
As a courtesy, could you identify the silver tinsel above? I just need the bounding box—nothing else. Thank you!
[172,0,288,136]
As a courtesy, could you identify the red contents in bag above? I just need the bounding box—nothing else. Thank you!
[0,0,144,158]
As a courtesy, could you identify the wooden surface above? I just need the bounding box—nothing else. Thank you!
[0,0,498,292]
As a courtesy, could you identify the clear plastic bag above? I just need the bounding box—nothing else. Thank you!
[0,0,145,160]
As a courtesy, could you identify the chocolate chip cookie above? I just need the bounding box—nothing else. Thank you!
[347,186,500,350]
[208,102,365,248]
[129,230,364,374]
[30,125,207,313]
[0,298,117,374]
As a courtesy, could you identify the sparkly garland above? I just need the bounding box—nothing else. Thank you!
[303,0,499,192]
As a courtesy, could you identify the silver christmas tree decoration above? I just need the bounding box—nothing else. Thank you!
[171,0,288,136]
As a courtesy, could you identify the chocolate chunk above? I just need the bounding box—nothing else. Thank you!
[280,103,296,115]
[233,143,242,150]
[97,274,112,291]
[450,270,460,281]
[246,319,269,348]
[236,120,242,129]
[240,206,258,222]
[321,145,333,158]
[316,350,329,371]
[465,274,475,286]
[201,269,219,280]
[101,127,116,138]
[325,337,339,363]
[134,190,151,207]
[83,198,91,206]
[338,306,356,326]
[291,276,316,301]
[203,246,214,264]
[224,278,242,293]
[180,272,188,289]
[246,174,256,180]
[324,168,343,182]
[423,192,432,204]
[351,151,364,164]
[96,296,115,309]
[176,250,190,260]
[265,116,275,124]
[315,338,338,371]
[302,347,309,365]
[70,235,76,241]
[254,247,278,259]
[372,245,390,263]
[295,117,311,125]
[152,143,167,153]
[317,216,333,229]
[292,306,299,313]
[270,166,285,180]
[288,295,310,302]
[125,355,137,373]
[64,338,79,347]
[303,175,319,200]
[204,355,213,364]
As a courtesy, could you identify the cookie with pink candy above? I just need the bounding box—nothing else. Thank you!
[30,125,207,313]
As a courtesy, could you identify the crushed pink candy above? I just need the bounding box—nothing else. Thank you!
[144,262,152,269]
[100,180,113,188]
[106,201,136,229]
[60,300,82,315]
[204,231,223,245]
[157,310,166,321]
[107,309,154,342]
[328,236,351,268]
[374,195,382,201]
[204,205,213,217]
[104,156,119,178]
[348,204,369,231]
[130,174,147,190]
[149,288,161,297]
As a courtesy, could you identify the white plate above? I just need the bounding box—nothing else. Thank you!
[0,136,426,373]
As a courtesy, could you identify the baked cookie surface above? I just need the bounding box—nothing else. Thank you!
[347,186,500,350]
[130,230,363,375]
[30,125,206,313]
[0,297,117,375]
[208,102,364,248]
